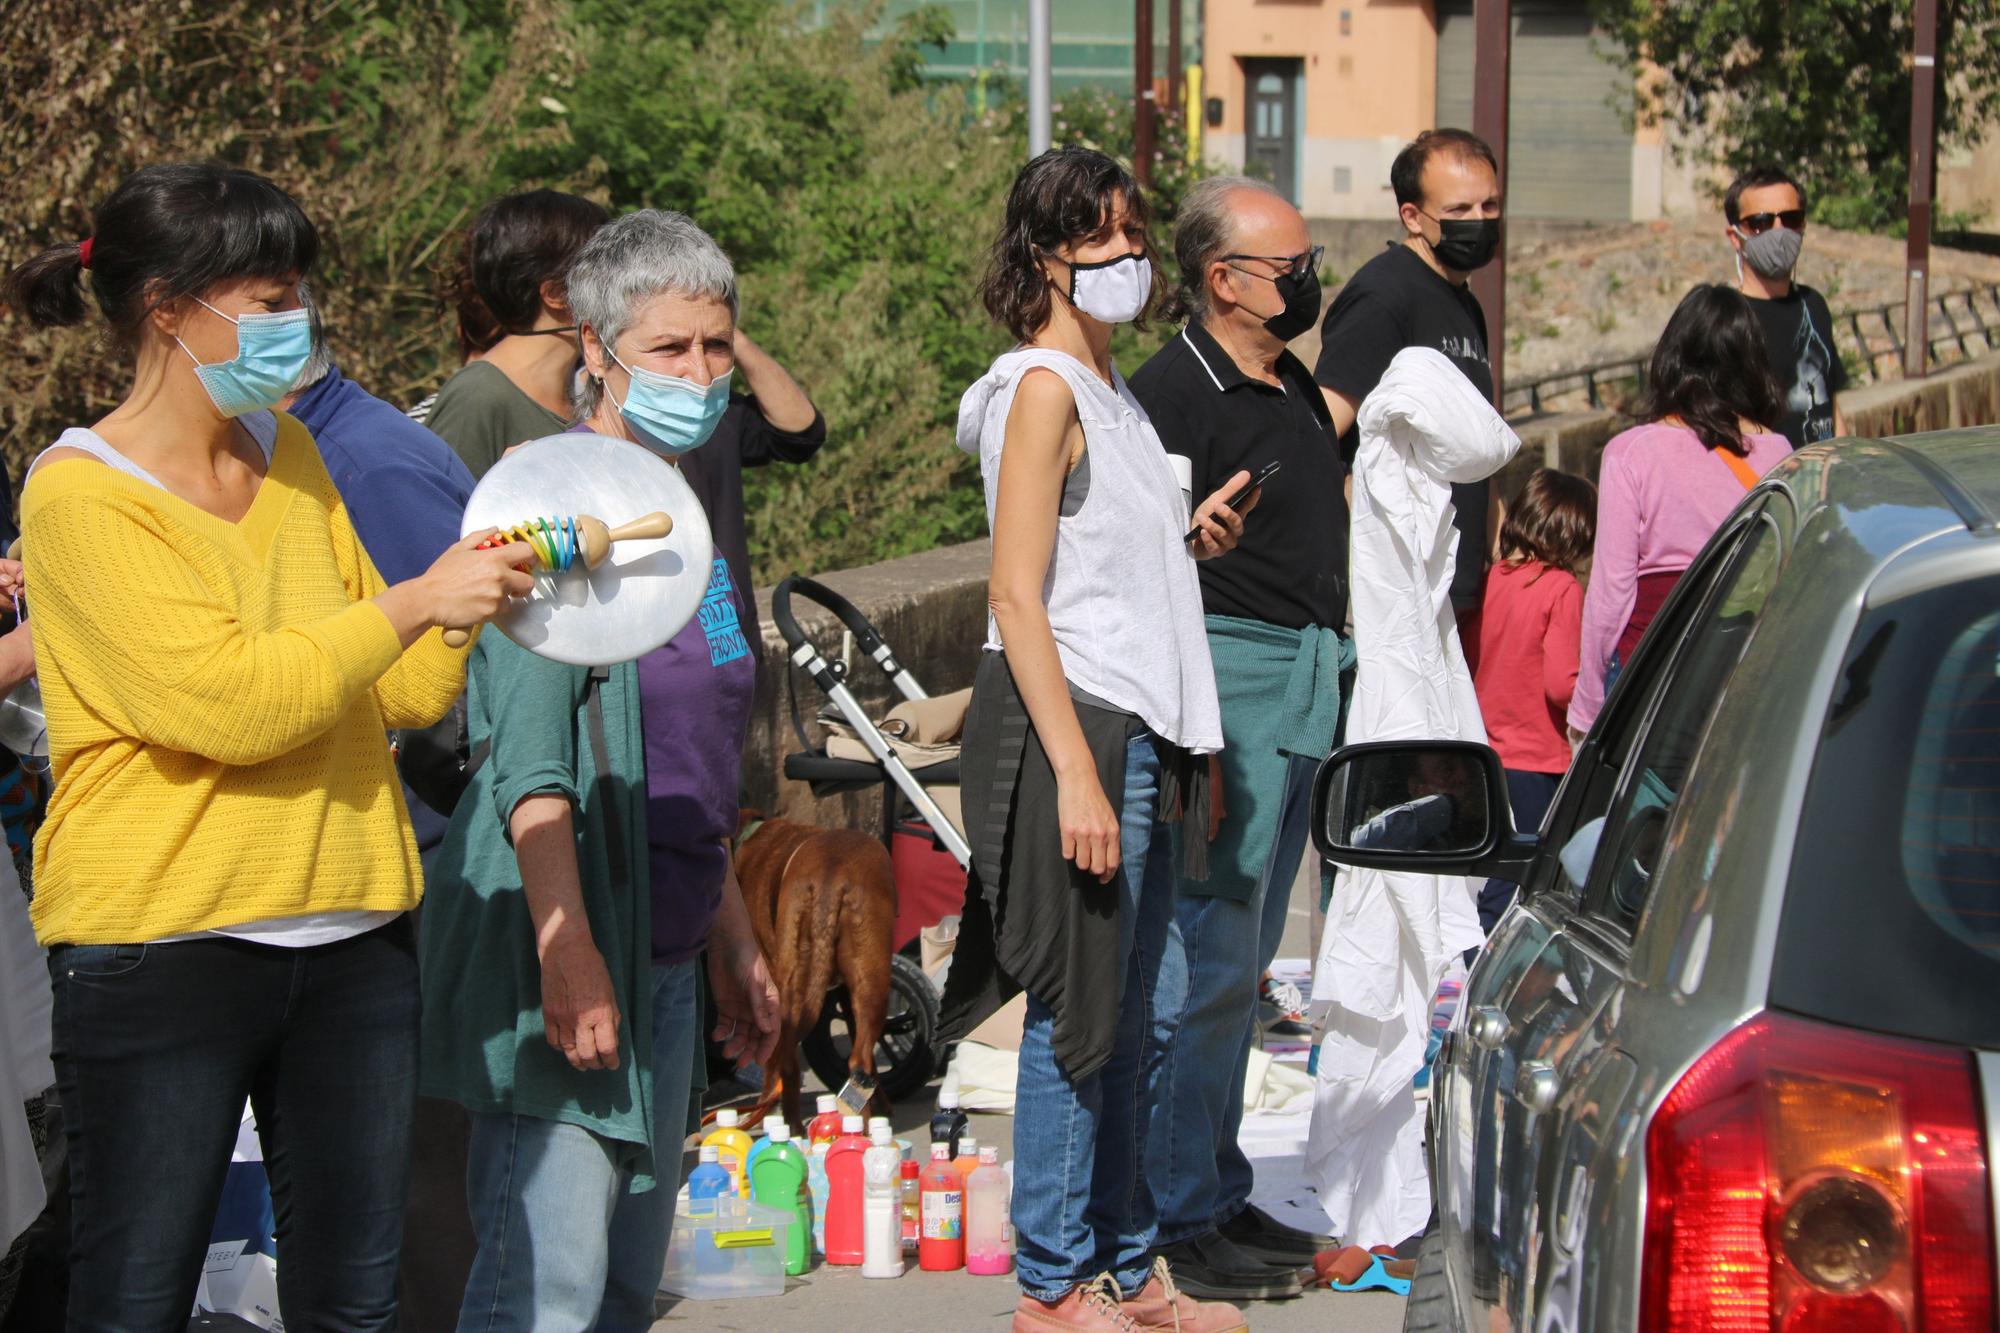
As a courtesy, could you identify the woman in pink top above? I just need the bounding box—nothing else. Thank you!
[1569,284,1793,734]
[1473,468,1595,932]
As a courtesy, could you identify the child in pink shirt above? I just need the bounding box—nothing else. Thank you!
[1472,468,1596,931]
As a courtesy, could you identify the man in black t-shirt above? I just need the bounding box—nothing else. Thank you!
[1723,166,1849,449]
[1314,128,1502,623]
[1128,177,1346,1302]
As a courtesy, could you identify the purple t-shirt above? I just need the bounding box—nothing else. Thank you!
[638,552,756,962]
[565,424,757,961]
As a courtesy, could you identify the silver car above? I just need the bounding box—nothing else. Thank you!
[1313,430,2000,1332]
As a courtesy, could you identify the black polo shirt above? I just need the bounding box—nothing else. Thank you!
[1129,321,1349,631]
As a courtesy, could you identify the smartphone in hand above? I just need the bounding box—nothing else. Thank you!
[1185,459,1281,544]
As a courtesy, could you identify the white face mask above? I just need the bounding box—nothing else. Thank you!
[1063,253,1152,325]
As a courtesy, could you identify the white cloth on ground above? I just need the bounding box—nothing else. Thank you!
[1307,345,1518,1247]
[1,853,50,1246]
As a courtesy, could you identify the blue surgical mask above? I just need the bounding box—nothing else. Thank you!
[607,349,731,456]
[174,297,314,419]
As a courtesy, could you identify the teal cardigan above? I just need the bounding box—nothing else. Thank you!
[418,630,659,1189]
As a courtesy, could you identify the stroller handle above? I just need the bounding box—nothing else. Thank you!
[771,574,889,659]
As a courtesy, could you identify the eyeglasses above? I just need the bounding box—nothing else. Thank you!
[1735,210,1806,236]
[1221,244,1324,279]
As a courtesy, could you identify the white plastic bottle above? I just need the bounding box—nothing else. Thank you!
[861,1122,905,1278]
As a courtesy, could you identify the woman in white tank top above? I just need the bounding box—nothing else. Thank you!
[953,148,1259,1333]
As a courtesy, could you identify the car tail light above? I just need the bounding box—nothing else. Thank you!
[1641,1011,1994,1331]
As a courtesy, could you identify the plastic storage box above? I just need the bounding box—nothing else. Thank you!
[659,1197,794,1300]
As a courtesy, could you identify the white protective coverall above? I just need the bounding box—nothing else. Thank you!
[1306,345,1520,1246]
[2,851,49,1249]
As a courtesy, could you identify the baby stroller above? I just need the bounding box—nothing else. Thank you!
[768,575,972,1102]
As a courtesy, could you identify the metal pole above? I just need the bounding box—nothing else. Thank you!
[1167,0,1183,128]
[1134,0,1156,186]
[1468,0,1511,410]
[1905,0,1938,380]
[1029,0,1052,157]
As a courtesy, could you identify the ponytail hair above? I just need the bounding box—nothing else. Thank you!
[4,241,91,327]
[3,162,317,350]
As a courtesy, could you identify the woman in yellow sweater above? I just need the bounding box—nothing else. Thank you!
[3,163,535,1333]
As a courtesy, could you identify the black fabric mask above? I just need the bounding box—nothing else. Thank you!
[1428,216,1500,273]
[1260,266,1322,341]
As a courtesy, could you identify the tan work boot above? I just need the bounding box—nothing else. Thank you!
[1013,1274,1144,1332]
[1122,1257,1251,1333]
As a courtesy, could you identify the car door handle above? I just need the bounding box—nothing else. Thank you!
[1469,1006,1510,1050]
[1516,1061,1562,1115]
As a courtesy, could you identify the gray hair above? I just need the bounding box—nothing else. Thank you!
[566,209,739,418]
[291,280,336,394]
[1170,175,1287,322]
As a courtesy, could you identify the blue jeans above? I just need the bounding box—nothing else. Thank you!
[1013,731,1176,1301]
[48,916,419,1333]
[1143,751,1316,1244]
[457,959,700,1333]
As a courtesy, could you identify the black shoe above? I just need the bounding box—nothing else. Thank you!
[1218,1204,1335,1267]
[1152,1232,1304,1301]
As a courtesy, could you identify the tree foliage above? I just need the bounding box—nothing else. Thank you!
[1,0,1207,583]
[1592,0,2000,230]
[0,0,576,469]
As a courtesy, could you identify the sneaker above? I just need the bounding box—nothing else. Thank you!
[1153,1232,1303,1301]
[1013,1274,1143,1332]
[1260,976,1305,1016]
[1123,1257,1251,1332]
[1218,1204,1335,1267]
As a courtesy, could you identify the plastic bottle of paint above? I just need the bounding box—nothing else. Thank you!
[808,1094,844,1150]
[701,1109,754,1199]
[965,1147,1013,1275]
[919,1142,965,1271]
[900,1159,921,1254]
[686,1145,731,1218]
[745,1114,785,1180]
[823,1115,870,1265]
[749,1125,811,1276]
[807,1142,832,1256]
[862,1123,905,1279]
[930,1090,968,1158]
[952,1136,981,1183]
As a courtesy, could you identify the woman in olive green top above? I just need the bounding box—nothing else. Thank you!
[426,190,608,478]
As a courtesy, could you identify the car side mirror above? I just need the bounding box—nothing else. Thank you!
[1311,740,1532,877]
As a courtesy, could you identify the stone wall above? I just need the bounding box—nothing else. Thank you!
[746,350,2000,832]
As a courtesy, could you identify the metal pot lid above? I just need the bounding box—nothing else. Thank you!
[459,433,714,667]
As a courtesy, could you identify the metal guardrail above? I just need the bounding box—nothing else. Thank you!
[1504,282,2000,418]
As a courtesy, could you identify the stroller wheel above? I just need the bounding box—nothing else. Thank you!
[802,953,940,1103]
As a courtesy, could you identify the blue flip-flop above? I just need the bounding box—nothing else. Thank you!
[1328,1252,1413,1297]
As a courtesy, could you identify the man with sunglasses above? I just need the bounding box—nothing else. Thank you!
[1126,176,1347,1303]
[1725,166,1848,448]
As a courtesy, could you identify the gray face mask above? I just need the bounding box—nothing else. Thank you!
[1737,225,1802,280]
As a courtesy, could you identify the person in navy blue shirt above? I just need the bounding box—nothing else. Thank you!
[280,287,475,858]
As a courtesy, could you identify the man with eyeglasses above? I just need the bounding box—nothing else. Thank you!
[1314,128,1503,661]
[1724,166,1848,449]
[1126,176,1348,1303]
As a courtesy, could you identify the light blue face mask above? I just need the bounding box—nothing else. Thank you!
[174,296,313,419]
[607,348,732,456]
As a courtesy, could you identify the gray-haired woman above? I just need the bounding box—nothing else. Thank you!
[420,209,781,1332]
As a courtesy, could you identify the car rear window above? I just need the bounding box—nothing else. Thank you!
[1774,579,2000,1049]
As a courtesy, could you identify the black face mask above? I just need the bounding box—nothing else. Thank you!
[1425,215,1501,273]
[1259,266,1322,341]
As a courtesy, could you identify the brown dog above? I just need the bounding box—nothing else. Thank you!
[733,812,897,1130]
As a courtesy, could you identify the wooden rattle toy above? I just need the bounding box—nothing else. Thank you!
[443,510,673,648]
